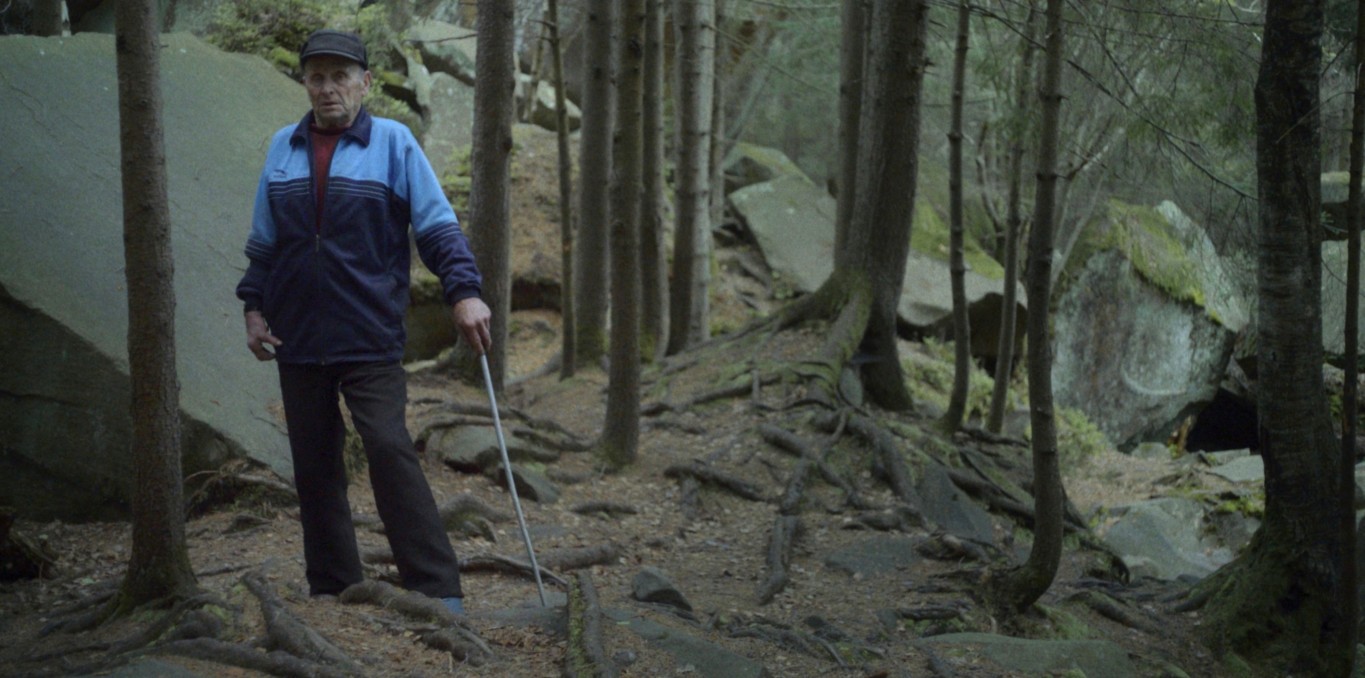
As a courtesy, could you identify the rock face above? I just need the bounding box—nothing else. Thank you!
[729,155,1026,360]
[0,34,299,520]
[1322,238,1365,359]
[1053,201,1249,450]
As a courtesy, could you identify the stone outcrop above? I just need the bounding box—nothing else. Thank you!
[728,149,1026,361]
[0,33,299,519]
[1053,200,1249,450]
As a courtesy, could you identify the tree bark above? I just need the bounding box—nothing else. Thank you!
[668,0,715,355]
[998,0,1064,612]
[114,0,197,608]
[833,0,866,252]
[601,0,645,468]
[548,0,577,379]
[943,0,972,432]
[30,0,64,36]
[833,0,929,411]
[1192,2,1352,673]
[709,0,728,236]
[460,0,516,391]
[1343,0,1364,655]
[640,0,669,361]
[987,2,1037,435]
[574,0,615,368]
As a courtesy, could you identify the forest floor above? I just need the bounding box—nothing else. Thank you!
[0,324,1237,677]
[0,126,1240,677]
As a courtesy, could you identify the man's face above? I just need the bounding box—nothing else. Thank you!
[303,56,371,130]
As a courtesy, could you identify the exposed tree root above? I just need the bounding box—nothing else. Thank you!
[243,570,362,674]
[154,637,350,678]
[459,554,570,588]
[758,421,879,511]
[679,476,702,521]
[884,604,966,621]
[570,501,639,518]
[642,373,780,417]
[1068,590,1160,635]
[565,572,616,678]
[756,515,801,605]
[338,580,491,663]
[841,507,922,532]
[1,508,58,580]
[916,532,989,562]
[663,462,769,502]
[184,460,298,515]
[837,413,919,504]
[439,493,514,527]
[539,543,620,572]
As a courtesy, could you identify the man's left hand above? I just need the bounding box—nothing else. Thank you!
[452,297,492,354]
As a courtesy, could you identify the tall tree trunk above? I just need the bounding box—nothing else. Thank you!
[30,0,64,36]
[519,9,547,124]
[834,0,928,411]
[709,0,728,233]
[548,0,576,379]
[998,0,1064,612]
[987,2,1038,435]
[574,0,615,368]
[640,0,668,361]
[1343,0,1364,655]
[113,0,197,610]
[601,0,645,468]
[460,0,516,390]
[1191,2,1351,673]
[943,0,972,432]
[668,0,715,354]
[833,0,866,252]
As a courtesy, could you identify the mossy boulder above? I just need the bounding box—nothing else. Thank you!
[1053,200,1249,450]
[0,33,298,519]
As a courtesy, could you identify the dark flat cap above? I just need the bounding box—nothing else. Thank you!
[299,29,368,69]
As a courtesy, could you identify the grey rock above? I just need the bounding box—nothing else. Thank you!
[1322,238,1365,357]
[631,566,694,612]
[730,166,1026,362]
[409,19,478,84]
[515,72,582,133]
[1053,200,1244,451]
[1204,455,1264,485]
[486,463,560,504]
[824,536,920,577]
[1131,442,1170,461]
[605,609,771,678]
[430,426,559,473]
[916,466,996,546]
[421,71,475,179]
[0,33,299,520]
[1099,497,1224,581]
[917,632,1138,678]
[1200,448,1251,465]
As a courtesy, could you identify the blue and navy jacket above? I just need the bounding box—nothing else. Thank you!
[235,108,481,364]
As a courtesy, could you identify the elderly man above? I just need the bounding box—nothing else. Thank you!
[236,29,487,614]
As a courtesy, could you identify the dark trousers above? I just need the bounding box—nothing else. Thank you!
[277,361,462,598]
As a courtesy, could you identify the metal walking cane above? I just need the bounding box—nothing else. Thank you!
[479,352,548,606]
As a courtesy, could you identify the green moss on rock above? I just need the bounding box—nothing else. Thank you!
[910,200,1006,280]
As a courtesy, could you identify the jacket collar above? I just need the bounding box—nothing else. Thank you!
[289,106,373,146]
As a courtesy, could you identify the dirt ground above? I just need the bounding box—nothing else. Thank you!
[0,126,1237,678]
[0,324,1234,677]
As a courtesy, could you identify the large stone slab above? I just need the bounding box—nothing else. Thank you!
[1053,200,1247,450]
[916,466,997,546]
[824,536,920,577]
[409,19,477,84]
[0,33,297,519]
[1098,497,1226,581]
[729,169,1025,359]
[605,610,771,678]
[917,632,1137,678]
